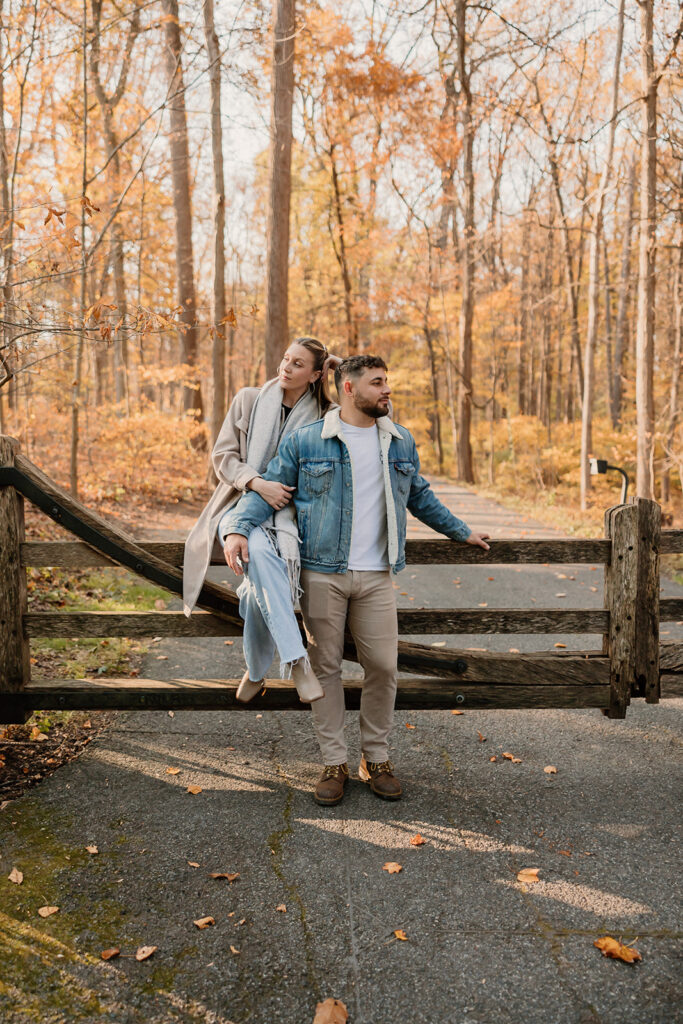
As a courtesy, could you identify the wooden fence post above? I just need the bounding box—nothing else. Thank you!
[603,497,660,718]
[0,436,31,724]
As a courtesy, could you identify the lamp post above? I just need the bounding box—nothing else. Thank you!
[589,458,630,504]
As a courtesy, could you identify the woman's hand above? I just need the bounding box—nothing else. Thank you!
[466,531,491,551]
[248,477,295,510]
[322,352,343,376]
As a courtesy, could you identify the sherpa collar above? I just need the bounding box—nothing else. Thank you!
[320,406,401,441]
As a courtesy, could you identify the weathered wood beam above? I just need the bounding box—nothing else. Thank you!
[0,438,31,724]
[24,608,610,638]
[21,537,614,568]
[5,677,611,712]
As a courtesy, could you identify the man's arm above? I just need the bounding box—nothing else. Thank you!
[219,433,301,572]
[405,439,490,550]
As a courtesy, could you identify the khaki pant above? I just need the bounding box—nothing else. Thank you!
[299,569,398,765]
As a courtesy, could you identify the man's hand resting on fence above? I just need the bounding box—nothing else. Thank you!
[466,531,491,551]
[223,533,249,574]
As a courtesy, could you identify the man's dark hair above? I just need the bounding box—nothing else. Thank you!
[334,354,388,394]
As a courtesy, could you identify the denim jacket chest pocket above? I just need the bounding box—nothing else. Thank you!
[301,459,335,496]
[391,460,415,501]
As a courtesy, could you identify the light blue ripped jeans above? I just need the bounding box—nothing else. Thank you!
[231,526,307,682]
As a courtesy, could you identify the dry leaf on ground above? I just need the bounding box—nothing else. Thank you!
[517,868,540,884]
[166,767,181,775]
[559,850,572,857]
[554,642,567,649]
[186,785,202,795]
[394,929,408,941]
[383,862,402,874]
[230,944,240,955]
[8,868,23,884]
[85,845,98,854]
[593,936,642,963]
[544,766,557,774]
[194,916,215,929]
[38,906,59,917]
[477,731,486,743]
[100,948,120,960]
[451,709,464,715]
[154,599,166,610]
[135,945,157,961]
[83,720,92,729]
[489,756,497,762]
[502,752,522,763]
[313,997,349,1024]
[405,723,416,729]
[409,833,426,846]
[188,861,200,868]
[209,872,239,882]
[276,904,287,912]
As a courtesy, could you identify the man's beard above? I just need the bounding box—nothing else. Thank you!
[353,393,390,419]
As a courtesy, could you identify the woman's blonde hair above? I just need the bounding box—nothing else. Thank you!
[291,336,333,413]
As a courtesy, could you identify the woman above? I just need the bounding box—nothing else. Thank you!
[182,337,338,703]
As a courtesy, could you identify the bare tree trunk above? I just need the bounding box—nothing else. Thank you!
[635,0,657,498]
[603,234,614,422]
[162,0,204,433]
[70,0,88,497]
[612,154,636,426]
[329,147,357,353]
[662,163,683,503]
[264,0,295,378]
[517,200,533,414]
[204,0,227,459]
[539,200,555,427]
[455,0,474,483]
[580,0,624,508]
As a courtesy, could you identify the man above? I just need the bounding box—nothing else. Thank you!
[222,355,490,805]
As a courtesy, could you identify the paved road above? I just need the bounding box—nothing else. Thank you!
[2,485,682,1023]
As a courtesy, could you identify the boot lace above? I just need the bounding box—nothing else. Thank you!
[367,759,394,775]
[322,763,348,780]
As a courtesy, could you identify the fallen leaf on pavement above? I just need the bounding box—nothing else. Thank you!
[394,929,408,941]
[166,767,181,775]
[509,647,520,653]
[38,906,59,917]
[135,945,157,961]
[188,861,200,868]
[194,916,215,929]
[187,785,202,795]
[230,944,240,955]
[83,720,92,729]
[313,997,348,1024]
[451,709,464,715]
[9,868,23,884]
[558,850,572,857]
[431,641,446,647]
[210,872,240,882]
[517,868,540,884]
[85,845,98,854]
[554,642,567,648]
[594,936,641,963]
[100,948,120,960]
[405,723,416,729]
[383,862,402,874]
[224,640,234,646]
[168,711,175,718]
[276,904,287,912]
[544,766,557,774]
[410,834,426,846]
[477,731,486,742]
[502,752,522,763]
[489,756,497,762]
[555,593,566,598]
[478,602,487,607]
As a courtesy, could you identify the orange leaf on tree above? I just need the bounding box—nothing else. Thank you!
[593,936,641,963]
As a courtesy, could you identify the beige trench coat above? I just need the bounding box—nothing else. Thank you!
[182,387,261,615]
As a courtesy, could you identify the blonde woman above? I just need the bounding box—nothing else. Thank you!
[183,338,339,703]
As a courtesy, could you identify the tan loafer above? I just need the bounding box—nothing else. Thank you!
[236,670,265,703]
[291,658,324,703]
[314,763,349,805]
[358,757,402,801]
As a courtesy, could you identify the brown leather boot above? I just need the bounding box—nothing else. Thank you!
[313,763,349,806]
[358,757,402,801]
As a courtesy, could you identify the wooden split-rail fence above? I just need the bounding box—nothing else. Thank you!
[1,435,682,725]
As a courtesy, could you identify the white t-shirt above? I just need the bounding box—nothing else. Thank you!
[341,421,389,571]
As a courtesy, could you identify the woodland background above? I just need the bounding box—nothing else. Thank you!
[0,0,682,534]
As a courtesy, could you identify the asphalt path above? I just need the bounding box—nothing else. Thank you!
[2,484,681,1023]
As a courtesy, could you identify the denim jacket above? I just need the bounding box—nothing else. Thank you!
[220,407,471,574]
